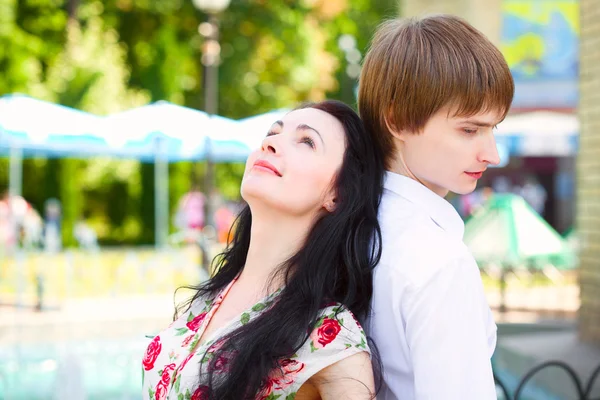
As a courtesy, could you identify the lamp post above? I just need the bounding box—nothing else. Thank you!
[192,0,230,230]
[337,34,362,102]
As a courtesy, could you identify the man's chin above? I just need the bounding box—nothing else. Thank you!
[451,183,478,196]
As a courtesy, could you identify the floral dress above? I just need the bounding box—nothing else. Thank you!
[141,278,370,400]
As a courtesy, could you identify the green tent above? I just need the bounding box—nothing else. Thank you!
[464,194,576,270]
[563,227,580,252]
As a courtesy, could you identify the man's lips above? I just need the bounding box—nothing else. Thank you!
[465,171,484,179]
[253,159,282,176]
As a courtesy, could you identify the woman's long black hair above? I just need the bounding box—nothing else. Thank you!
[177,100,385,399]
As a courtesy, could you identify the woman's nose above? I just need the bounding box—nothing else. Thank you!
[261,135,279,154]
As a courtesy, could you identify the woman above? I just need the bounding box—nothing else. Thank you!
[142,100,384,400]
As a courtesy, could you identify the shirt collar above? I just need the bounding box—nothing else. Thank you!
[384,171,465,239]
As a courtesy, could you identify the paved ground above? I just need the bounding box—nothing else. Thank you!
[0,284,585,400]
[486,284,579,319]
[1,294,174,346]
[0,283,580,343]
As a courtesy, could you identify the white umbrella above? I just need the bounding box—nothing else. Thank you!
[495,111,578,156]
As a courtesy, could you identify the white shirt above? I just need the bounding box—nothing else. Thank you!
[368,172,497,400]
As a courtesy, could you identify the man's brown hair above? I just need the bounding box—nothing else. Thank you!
[358,14,514,169]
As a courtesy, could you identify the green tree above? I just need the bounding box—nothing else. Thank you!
[317,0,400,105]
[0,0,399,245]
[139,162,155,243]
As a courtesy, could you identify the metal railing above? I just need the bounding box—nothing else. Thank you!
[495,360,600,400]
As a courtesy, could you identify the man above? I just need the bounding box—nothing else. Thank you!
[358,15,514,399]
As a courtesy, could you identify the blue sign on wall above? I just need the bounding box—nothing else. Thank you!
[501,0,579,109]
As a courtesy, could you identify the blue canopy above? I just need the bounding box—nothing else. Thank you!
[102,101,246,162]
[0,95,250,248]
[0,94,109,158]
[235,109,290,152]
[0,96,579,160]
[0,95,251,162]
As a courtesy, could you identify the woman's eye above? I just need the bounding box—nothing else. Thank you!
[463,128,478,135]
[301,137,315,148]
[266,131,277,137]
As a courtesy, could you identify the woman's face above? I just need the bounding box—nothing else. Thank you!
[241,108,346,218]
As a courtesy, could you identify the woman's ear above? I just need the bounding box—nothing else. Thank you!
[324,198,337,213]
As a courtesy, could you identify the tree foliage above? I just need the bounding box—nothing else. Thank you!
[0,0,399,245]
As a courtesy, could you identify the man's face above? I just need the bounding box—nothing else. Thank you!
[394,107,502,197]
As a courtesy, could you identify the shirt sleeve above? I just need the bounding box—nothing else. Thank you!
[402,256,497,400]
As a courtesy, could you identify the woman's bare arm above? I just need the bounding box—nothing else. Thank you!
[311,351,376,400]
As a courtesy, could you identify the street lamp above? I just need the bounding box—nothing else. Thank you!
[192,0,230,231]
[337,34,362,102]
[192,0,230,14]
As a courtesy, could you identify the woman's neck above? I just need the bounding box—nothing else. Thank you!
[237,206,315,292]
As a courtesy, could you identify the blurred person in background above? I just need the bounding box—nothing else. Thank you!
[0,192,43,251]
[359,14,514,400]
[214,201,235,244]
[43,198,62,253]
[174,184,206,241]
[74,217,98,250]
[0,190,15,252]
[518,174,547,215]
[142,100,385,400]
[492,175,512,194]
[22,206,43,249]
[462,186,495,218]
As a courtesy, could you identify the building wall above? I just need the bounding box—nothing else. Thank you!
[578,0,600,344]
[400,0,502,45]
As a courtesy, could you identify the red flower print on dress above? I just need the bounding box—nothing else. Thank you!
[350,311,364,330]
[143,336,162,371]
[181,334,195,348]
[257,379,274,400]
[208,354,230,373]
[160,363,176,385]
[155,381,168,400]
[206,338,234,373]
[310,318,342,349]
[272,359,305,390]
[179,352,195,373]
[191,385,210,400]
[186,312,208,331]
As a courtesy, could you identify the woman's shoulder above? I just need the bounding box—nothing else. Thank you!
[269,303,371,396]
[307,302,369,354]
[317,302,366,328]
[268,302,369,393]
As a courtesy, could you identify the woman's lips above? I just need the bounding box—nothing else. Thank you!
[253,159,282,176]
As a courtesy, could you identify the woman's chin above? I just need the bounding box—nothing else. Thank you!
[242,187,279,209]
[241,181,271,203]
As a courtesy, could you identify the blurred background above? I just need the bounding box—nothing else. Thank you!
[0,0,598,399]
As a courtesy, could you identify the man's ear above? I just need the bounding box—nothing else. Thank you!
[384,108,406,142]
